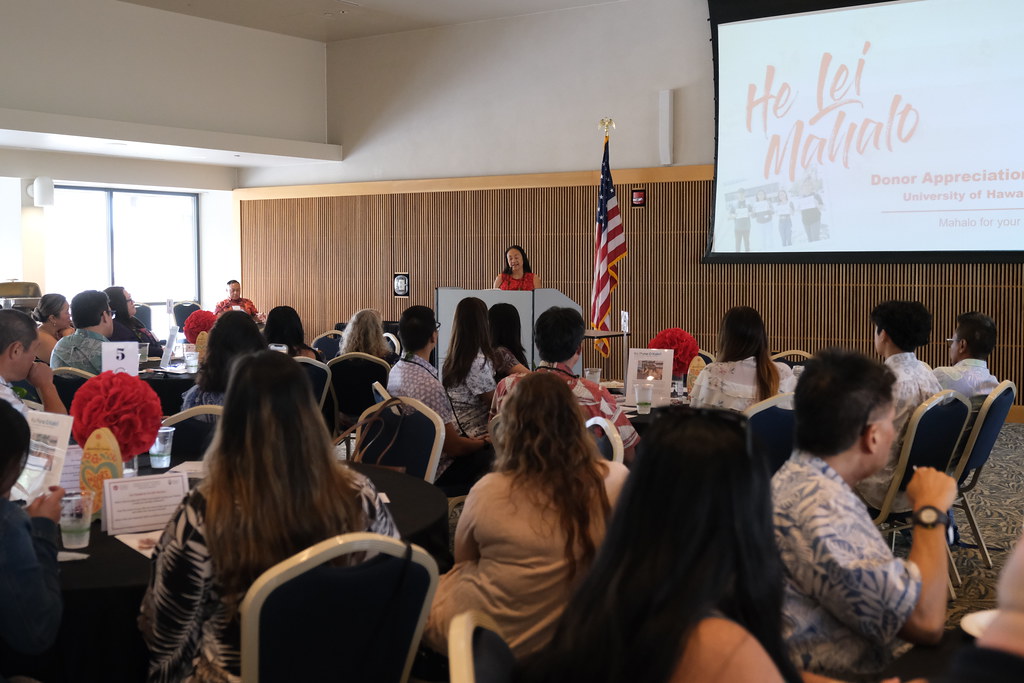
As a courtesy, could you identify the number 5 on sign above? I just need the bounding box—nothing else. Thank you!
[102,342,139,376]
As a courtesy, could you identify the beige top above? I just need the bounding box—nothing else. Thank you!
[424,461,629,657]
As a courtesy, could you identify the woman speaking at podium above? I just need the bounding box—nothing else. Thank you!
[493,245,542,291]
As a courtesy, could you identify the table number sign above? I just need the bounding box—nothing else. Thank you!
[102,342,139,376]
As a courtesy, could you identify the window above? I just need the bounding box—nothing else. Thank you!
[46,187,199,303]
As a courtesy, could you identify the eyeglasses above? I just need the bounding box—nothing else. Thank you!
[126,298,134,304]
[434,321,441,330]
[946,337,961,344]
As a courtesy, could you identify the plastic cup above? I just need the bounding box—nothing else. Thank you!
[584,367,602,384]
[634,382,654,415]
[149,426,175,469]
[138,343,149,363]
[60,493,94,549]
[184,351,199,372]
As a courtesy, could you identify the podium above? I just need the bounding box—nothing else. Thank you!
[434,288,582,378]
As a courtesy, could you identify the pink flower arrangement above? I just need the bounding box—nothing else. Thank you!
[183,309,217,344]
[648,328,700,378]
[71,372,163,461]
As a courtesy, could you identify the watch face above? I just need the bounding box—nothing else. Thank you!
[919,508,939,525]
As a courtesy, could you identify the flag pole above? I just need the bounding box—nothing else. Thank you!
[590,117,626,364]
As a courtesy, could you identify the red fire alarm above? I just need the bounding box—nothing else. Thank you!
[631,188,646,207]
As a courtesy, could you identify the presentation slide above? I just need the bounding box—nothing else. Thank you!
[710,0,1024,258]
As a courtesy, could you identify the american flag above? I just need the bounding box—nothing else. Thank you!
[590,136,627,357]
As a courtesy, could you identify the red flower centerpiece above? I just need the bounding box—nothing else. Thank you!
[71,371,163,464]
[183,309,217,344]
[648,328,700,379]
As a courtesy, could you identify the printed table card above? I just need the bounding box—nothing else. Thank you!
[103,472,188,535]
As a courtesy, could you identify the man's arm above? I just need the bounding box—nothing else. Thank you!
[898,467,958,644]
[27,361,66,415]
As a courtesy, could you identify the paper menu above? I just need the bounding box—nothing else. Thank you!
[59,445,84,493]
[102,473,189,535]
[11,411,73,502]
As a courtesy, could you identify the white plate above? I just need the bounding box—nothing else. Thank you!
[961,609,999,638]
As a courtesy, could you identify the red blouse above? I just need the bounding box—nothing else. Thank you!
[498,272,536,291]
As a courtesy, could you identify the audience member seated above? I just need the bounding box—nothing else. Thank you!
[937,527,1024,682]
[0,402,65,676]
[140,350,398,682]
[31,293,72,364]
[487,302,530,381]
[933,311,999,403]
[181,311,265,416]
[773,348,956,679]
[492,307,638,464]
[442,298,498,439]
[492,244,541,291]
[263,305,320,360]
[857,300,942,512]
[340,308,398,364]
[0,310,65,415]
[424,372,627,659]
[387,305,491,495]
[690,305,795,411]
[521,407,805,683]
[213,279,265,323]
[50,290,114,375]
[104,286,163,356]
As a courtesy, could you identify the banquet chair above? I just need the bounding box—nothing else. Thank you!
[240,532,439,683]
[311,329,343,360]
[53,366,96,379]
[172,301,201,328]
[770,349,813,367]
[448,610,515,683]
[133,302,153,330]
[871,390,971,533]
[52,372,89,410]
[372,380,392,403]
[744,392,796,475]
[354,396,443,483]
[949,380,1017,569]
[162,405,223,459]
[295,356,331,410]
[383,332,402,356]
[585,416,624,464]
[329,352,391,431]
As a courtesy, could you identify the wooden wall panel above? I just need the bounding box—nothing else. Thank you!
[240,170,1024,405]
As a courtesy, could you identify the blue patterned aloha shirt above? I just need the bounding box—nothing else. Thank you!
[773,450,922,677]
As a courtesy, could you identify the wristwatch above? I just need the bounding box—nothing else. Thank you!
[912,505,949,529]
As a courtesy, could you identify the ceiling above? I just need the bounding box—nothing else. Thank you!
[120,0,617,43]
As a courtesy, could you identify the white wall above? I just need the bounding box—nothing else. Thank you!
[1,0,327,143]
[242,0,714,186]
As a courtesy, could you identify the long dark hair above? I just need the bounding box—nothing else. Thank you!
[488,303,528,367]
[442,297,495,389]
[0,401,30,496]
[501,244,533,275]
[104,286,143,331]
[718,305,779,401]
[263,305,312,357]
[197,311,266,393]
[522,409,800,683]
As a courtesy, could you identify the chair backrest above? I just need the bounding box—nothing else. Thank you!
[295,357,331,410]
[744,392,796,475]
[53,366,96,379]
[52,373,89,409]
[172,301,201,328]
[951,380,1017,487]
[355,397,444,482]
[769,349,812,367]
[133,302,153,330]
[584,416,624,464]
[383,332,402,356]
[240,532,439,683]
[873,390,971,523]
[329,352,391,420]
[311,330,344,360]
[162,405,223,459]
[372,380,392,403]
[449,611,515,683]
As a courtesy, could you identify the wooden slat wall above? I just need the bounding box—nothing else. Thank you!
[239,169,1024,405]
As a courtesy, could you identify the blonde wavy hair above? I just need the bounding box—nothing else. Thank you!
[202,351,364,607]
[493,372,611,580]
[340,308,391,359]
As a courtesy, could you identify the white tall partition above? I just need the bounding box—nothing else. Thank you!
[435,288,582,380]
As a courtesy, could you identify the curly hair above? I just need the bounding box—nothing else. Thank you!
[340,309,391,360]
[493,372,610,581]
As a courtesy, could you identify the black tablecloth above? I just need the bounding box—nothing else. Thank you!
[4,460,450,682]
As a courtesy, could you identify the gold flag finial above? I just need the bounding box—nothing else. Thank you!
[598,118,615,136]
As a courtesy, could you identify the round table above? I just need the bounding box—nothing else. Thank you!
[7,460,450,682]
